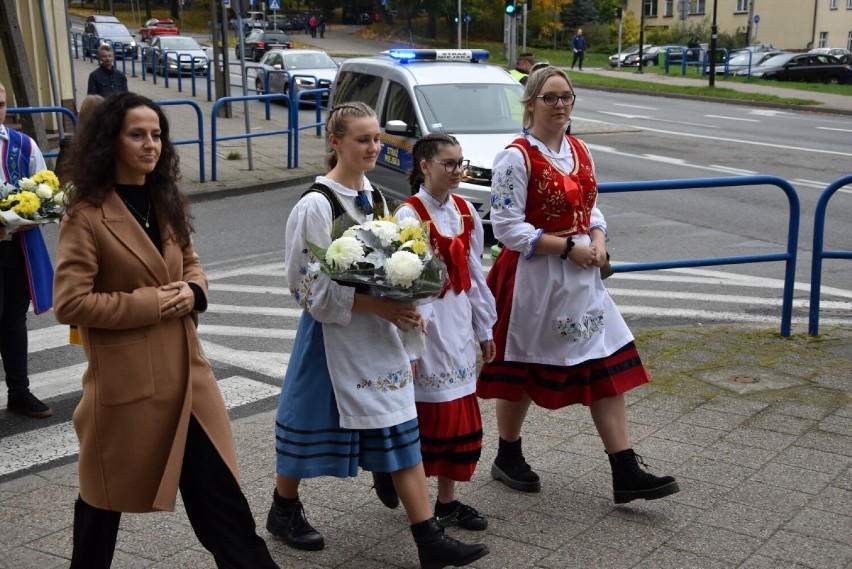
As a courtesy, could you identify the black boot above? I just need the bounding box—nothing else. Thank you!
[266,492,325,550]
[490,437,540,493]
[435,500,488,531]
[411,517,489,569]
[371,471,400,509]
[608,448,680,504]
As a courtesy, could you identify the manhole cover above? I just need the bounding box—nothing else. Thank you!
[730,375,759,384]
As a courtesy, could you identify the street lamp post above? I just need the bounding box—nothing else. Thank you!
[709,0,718,87]
[637,1,645,74]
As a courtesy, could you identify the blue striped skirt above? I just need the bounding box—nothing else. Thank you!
[275,311,422,479]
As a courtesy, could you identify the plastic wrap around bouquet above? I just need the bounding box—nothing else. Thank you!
[0,170,67,234]
[307,217,447,356]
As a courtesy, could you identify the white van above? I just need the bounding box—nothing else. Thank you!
[329,49,525,223]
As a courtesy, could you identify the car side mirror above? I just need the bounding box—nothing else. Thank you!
[273,64,282,70]
[385,120,409,135]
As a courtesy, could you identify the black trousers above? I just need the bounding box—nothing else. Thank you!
[0,236,31,395]
[571,49,585,69]
[70,416,279,569]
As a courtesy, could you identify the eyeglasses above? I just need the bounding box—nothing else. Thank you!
[430,159,470,173]
[536,94,576,106]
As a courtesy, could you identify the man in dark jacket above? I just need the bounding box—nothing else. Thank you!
[571,28,587,71]
[87,45,128,96]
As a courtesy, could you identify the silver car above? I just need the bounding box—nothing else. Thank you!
[145,35,209,76]
[255,49,338,105]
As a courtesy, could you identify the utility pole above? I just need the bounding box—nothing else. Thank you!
[709,0,718,87]
[456,0,461,49]
[636,4,645,74]
[746,0,755,45]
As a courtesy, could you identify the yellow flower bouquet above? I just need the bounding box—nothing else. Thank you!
[0,170,66,233]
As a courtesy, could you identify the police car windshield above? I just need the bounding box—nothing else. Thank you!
[415,83,524,134]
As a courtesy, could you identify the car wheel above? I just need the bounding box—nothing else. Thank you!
[255,77,265,93]
[253,50,261,63]
[827,76,840,85]
[235,47,241,59]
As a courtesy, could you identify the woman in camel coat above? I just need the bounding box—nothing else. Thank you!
[53,92,278,568]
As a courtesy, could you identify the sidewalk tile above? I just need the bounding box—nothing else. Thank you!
[749,461,835,494]
[755,529,852,569]
[696,440,778,469]
[698,396,771,416]
[673,456,756,488]
[651,421,726,447]
[774,444,852,475]
[701,501,793,539]
[747,413,816,435]
[795,431,852,457]
[725,480,812,514]
[784,507,852,545]
[538,541,644,569]
[818,414,852,436]
[638,546,736,569]
[665,523,762,565]
[738,554,814,569]
[610,499,704,532]
[721,427,798,451]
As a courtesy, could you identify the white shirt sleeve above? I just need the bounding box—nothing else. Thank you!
[284,192,355,325]
[489,147,543,259]
[465,201,496,343]
[30,141,46,174]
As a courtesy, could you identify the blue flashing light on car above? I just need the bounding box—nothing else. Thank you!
[385,49,489,63]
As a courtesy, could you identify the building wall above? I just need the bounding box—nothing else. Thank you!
[0,0,75,133]
[625,0,852,50]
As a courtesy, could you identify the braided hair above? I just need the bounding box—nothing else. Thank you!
[324,102,377,170]
[407,133,460,195]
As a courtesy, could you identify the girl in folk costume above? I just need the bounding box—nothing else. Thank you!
[478,67,680,504]
[268,102,488,569]
[391,134,496,530]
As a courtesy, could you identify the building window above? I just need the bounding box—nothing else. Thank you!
[819,31,828,47]
[643,0,658,17]
[691,0,706,14]
[664,0,673,17]
[847,0,852,9]
[736,0,748,12]
[829,0,837,9]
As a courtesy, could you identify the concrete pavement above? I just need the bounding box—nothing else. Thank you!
[1,25,851,569]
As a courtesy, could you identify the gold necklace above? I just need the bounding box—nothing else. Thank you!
[121,196,151,228]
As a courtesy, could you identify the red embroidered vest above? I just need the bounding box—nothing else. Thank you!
[404,194,473,297]
[506,135,597,236]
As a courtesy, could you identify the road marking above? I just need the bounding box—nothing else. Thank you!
[0,376,281,477]
[608,287,852,310]
[28,326,73,353]
[198,324,297,339]
[613,103,658,110]
[210,283,291,295]
[704,114,760,122]
[708,165,758,175]
[618,304,850,327]
[207,303,303,317]
[201,339,290,378]
[641,154,688,164]
[748,110,792,117]
[816,127,852,133]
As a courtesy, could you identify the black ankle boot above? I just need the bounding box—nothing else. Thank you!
[266,492,325,550]
[371,471,400,509]
[411,517,489,569]
[491,437,540,493]
[608,448,680,504]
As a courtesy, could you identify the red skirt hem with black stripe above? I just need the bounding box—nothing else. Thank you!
[416,393,482,481]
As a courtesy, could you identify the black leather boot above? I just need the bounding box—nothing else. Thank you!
[491,437,540,493]
[371,471,400,509]
[608,448,680,504]
[411,517,489,569]
[266,492,325,551]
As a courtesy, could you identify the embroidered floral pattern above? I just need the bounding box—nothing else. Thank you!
[356,366,412,393]
[552,310,605,340]
[535,164,570,222]
[415,363,476,391]
[292,247,318,309]
[491,166,515,210]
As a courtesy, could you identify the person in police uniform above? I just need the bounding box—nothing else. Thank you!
[509,53,535,85]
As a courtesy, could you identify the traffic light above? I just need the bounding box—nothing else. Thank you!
[615,7,623,19]
[454,14,459,23]
[505,0,516,15]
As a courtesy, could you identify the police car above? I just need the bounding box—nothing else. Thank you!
[329,49,524,223]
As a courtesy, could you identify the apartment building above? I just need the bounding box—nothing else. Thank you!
[624,0,852,51]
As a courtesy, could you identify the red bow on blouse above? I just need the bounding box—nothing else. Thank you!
[443,236,471,296]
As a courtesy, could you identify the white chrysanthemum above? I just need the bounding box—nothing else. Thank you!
[35,183,53,199]
[398,217,420,230]
[18,178,36,191]
[53,191,66,206]
[385,250,423,288]
[325,236,365,270]
[365,220,400,247]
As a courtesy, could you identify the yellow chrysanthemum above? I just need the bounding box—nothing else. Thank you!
[399,226,423,243]
[31,170,60,192]
[411,240,428,256]
[9,191,41,217]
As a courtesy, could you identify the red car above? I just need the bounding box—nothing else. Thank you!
[139,18,180,42]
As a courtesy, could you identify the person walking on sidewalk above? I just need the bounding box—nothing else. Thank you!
[87,44,128,97]
[380,133,497,532]
[267,102,489,569]
[478,66,680,505]
[53,93,279,569]
[571,28,587,70]
[0,81,54,419]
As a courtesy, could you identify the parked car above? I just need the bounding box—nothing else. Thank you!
[329,49,524,223]
[83,15,138,59]
[138,18,180,42]
[623,45,684,67]
[733,52,852,84]
[255,49,338,105]
[608,44,652,67]
[809,47,852,64]
[715,50,785,76]
[145,35,209,76]
[236,30,292,62]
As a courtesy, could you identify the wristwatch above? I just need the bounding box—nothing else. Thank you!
[560,237,574,260]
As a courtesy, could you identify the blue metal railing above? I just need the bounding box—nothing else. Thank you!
[599,175,800,337]
[808,174,852,336]
[156,99,206,183]
[290,83,329,169]
[209,94,291,181]
[6,106,78,159]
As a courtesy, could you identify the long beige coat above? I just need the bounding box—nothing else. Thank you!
[53,191,239,513]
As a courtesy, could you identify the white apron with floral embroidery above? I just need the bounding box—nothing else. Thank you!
[285,176,417,430]
[491,135,634,366]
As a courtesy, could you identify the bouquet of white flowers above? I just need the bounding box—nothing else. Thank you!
[0,170,66,234]
[308,217,447,355]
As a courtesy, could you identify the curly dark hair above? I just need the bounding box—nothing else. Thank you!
[64,92,193,247]
[407,133,459,195]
